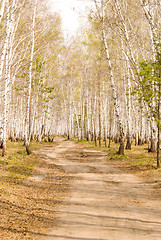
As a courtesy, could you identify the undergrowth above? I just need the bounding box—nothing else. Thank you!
[0,140,55,189]
[71,137,160,172]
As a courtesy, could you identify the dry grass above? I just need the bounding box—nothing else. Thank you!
[72,138,161,174]
[0,140,69,240]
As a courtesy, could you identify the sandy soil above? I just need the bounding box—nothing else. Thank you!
[0,137,161,240]
[0,142,70,240]
[37,137,161,240]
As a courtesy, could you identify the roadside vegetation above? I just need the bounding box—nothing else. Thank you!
[0,137,160,239]
[0,139,71,240]
[0,140,52,185]
[0,141,37,185]
[72,138,161,175]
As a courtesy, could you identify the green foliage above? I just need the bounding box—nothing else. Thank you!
[35,58,46,73]
[0,142,35,183]
[14,86,24,92]
[44,86,54,94]
[71,139,158,171]
[77,139,88,143]
[133,31,161,122]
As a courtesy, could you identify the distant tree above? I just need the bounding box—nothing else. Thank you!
[134,32,161,168]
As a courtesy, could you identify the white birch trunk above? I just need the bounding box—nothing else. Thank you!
[2,0,9,156]
[139,0,157,61]
[98,73,102,147]
[114,0,137,68]
[0,42,7,84]
[139,0,158,151]
[25,0,37,154]
[121,39,132,149]
[94,89,97,147]
[86,86,90,141]
[94,0,124,154]
[81,80,85,139]
[0,0,6,23]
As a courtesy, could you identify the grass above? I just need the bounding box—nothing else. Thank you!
[0,138,67,240]
[0,140,56,186]
[71,137,161,173]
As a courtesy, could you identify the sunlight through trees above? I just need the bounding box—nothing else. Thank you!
[0,0,160,167]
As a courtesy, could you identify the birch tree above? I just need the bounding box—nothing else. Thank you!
[94,0,125,154]
[134,32,161,168]
[2,0,9,156]
[0,0,6,23]
[139,0,161,152]
[24,0,37,154]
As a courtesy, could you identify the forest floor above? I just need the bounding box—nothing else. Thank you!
[0,137,161,239]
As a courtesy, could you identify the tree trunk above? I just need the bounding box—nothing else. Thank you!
[157,87,160,168]
[126,135,132,150]
[94,0,125,154]
[157,126,160,168]
[0,0,6,23]
[98,77,101,147]
[149,118,156,152]
[138,135,143,146]
[2,0,10,157]
[121,40,132,150]
[24,0,37,154]
[118,130,124,155]
[94,122,97,147]
[25,142,32,155]
[104,126,107,147]
[108,124,111,148]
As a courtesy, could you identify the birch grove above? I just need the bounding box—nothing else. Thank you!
[24,0,37,154]
[0,0,160,167]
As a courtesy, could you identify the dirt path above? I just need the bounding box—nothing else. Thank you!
[35,137,161,240]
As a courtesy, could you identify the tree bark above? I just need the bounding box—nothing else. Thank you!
[157,84,160,168]
[94,0,124,154]
[0,0,6,23]
[2,0,10,157]
[24,0,37,154]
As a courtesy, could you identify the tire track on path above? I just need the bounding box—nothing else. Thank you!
[39,137,161,240]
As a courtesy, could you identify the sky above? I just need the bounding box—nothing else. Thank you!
[47,0,94,36]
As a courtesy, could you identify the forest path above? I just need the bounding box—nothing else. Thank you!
[38,137,161,240]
